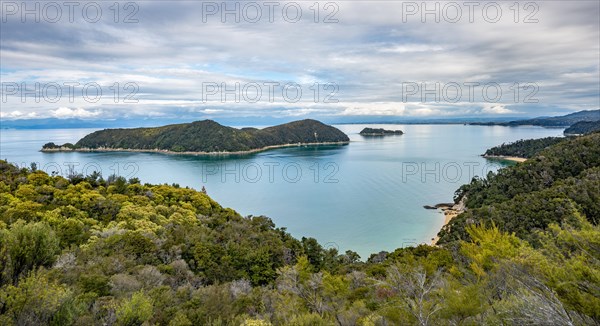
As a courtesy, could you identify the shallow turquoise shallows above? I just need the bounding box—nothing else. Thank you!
[0,124,564,258]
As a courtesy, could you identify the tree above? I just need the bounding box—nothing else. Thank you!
[383,265,445,326]
[439,281,485,325]
[343,250,361,264]
[301,237,324,270]
[0,270,72,325]
[116,291,153,326]
[0,221,60,285]
[277,256,327,316]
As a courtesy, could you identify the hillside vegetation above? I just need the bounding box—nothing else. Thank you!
[564,120,600,135]
[440,131,600,243]
[2,132,599,325]
[483,137,566,158]
[42,119,349,153]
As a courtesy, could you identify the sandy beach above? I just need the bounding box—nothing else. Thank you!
[482,155,527,163]
[429,198,466,245]
[40,141,350,156]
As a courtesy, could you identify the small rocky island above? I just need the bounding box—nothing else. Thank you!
[42,119,350,155]
[359,127,403,136]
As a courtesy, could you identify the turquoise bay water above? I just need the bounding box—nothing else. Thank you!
[0,124,564,258]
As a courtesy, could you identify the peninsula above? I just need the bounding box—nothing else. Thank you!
[41,119,350,155]
[481,136,566,160]
[564,120,600,136]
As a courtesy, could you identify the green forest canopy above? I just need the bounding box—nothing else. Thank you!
[564,120,600,135]
[483,137,566,158]
[42,119,350,153]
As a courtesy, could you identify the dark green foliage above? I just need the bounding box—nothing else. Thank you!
[440,132,600,244]
[446,174,600,244]
[483,137,566,158]
[78,274,111,297]
[461,132,600,209]
[300,236,324,270]
[45,119,349,153]
[564,120,600,135]
[359,128,403,136]
[42,142,75,150]
[42,142,58,149]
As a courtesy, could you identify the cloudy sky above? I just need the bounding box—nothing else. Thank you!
[1,0,599,123]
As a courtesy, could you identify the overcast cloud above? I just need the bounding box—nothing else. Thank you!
[1,0,598,121]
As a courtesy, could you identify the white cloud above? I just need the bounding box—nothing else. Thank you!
[0,1,598,120]
[481,105,517,115]
[201,109,224,114]
[51,107,101,119]
[339,102,406,116]
[379,44,445,53]
[0,110,37,118]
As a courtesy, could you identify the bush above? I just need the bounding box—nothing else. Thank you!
[116,291,153,326]
[0,221,60,285]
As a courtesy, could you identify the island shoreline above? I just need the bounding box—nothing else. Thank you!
[41,141,351,156]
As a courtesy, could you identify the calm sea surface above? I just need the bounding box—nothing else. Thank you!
[0,124,564,258]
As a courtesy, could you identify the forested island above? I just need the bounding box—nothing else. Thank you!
[2,131,599,325]
[359,128,403,136]
[41,119,349,154]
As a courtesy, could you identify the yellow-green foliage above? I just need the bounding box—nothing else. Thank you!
[461,223,525,278]
[0,270,71,326]
[116,291,153,326]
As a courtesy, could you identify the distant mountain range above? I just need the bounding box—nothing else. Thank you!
[1,118,189,130]
[470,109,600,127]
[2,110,599,130]
[1,116,525,129]
[41,119,350,154]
